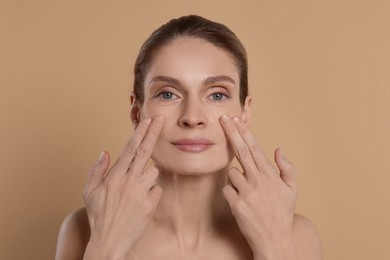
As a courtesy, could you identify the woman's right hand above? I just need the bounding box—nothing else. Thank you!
[82,116,164,260]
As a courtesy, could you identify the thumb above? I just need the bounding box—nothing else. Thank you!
[274,148,296,188]
[83,151,110,202]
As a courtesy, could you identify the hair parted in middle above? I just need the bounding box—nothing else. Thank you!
[133,15,248,106]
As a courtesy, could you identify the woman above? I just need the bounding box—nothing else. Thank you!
[55,15,322,259]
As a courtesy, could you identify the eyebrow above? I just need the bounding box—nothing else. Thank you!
[150,75,181,86]
[150,75,236,86]
[204,75,236,86]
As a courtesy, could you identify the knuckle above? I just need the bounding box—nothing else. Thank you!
[147,170,159,182]
[142,202,155,217]
[88,162,100,175]
[125,140,138,156]
[136,145,149,160]
[229,170,243,183]
[237,145,250,159]
[102,168,115,183]
[100,181,111,194]
[227,168,237,178]
[87,167,95,177]
[227,172,236,182]
[249,143,261,154]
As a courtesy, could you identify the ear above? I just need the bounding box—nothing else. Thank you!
[130,92,141,128]
[241,95,252,125]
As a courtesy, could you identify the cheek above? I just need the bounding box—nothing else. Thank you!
[225,103,244,117]
[140,103,173,119]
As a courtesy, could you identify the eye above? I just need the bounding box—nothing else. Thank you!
[157,91,177,100]
[210,92,227,101]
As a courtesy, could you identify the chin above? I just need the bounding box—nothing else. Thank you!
[163,163,228,176]
[151,150,233,176]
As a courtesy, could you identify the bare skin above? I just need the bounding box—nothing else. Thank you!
[55,38,322,260]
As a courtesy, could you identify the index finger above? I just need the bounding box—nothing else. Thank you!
[220,115,274,175]
[112,116,160,173]
[232,117,275,174]
[219,115,258,178]
[126,115,164,177]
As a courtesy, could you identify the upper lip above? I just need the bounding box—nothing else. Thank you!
[171,138,214,145]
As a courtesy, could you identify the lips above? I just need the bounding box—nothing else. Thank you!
[171,138,214,153]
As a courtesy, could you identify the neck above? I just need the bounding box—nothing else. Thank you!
[152,167,234,250]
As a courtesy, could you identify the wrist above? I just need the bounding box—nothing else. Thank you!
[83,240,130,260]
[252,238,296,260]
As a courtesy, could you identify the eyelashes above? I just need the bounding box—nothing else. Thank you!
[156,91,229,101]
[154,88,231,102]
[156,91,178,100]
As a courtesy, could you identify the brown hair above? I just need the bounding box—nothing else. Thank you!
[133,15,248,105]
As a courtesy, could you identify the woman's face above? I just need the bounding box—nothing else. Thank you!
[133,37,251,175]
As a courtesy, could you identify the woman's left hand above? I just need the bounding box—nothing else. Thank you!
[220,115,297,260]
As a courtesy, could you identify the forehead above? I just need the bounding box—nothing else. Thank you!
[145,37,240,84]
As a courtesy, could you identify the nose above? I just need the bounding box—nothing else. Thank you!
[178,98,207,128]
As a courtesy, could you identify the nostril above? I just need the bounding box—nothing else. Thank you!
[179,119,205,128]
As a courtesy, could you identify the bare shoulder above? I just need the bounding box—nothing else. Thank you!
[55,207,90,260]
[292,213,323,260]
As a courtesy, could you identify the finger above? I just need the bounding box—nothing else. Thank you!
[233,117,275,174]
[83,151,110,201]
[222,185,239,206]
[127,115,164,178]
[110,118,152,175]
[141,166,160,190]
[149,185,163,205]
[227,167,247,192]
[219,115,258,179]
[275,148,296,188]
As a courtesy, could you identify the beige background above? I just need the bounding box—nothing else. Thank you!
[1,0,389,259]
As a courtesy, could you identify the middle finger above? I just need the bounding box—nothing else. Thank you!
[127,115,164,178]
[233,117,275,174]
[220,115,258,179]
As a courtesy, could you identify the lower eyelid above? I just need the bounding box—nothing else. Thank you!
[156,92,180,101]
[209,93,230,101]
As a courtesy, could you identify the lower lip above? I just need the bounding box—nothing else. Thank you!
[174,144,213,153]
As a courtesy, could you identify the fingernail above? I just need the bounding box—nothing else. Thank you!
[220,114,230,123]
[233,117,240,123]
[279,149,285,159]
[99,151,105,162]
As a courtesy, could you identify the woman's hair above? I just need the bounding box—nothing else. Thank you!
[133,15,248,105]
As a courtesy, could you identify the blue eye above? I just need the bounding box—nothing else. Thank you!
[159,91,175,100]
[211,93,226,100]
